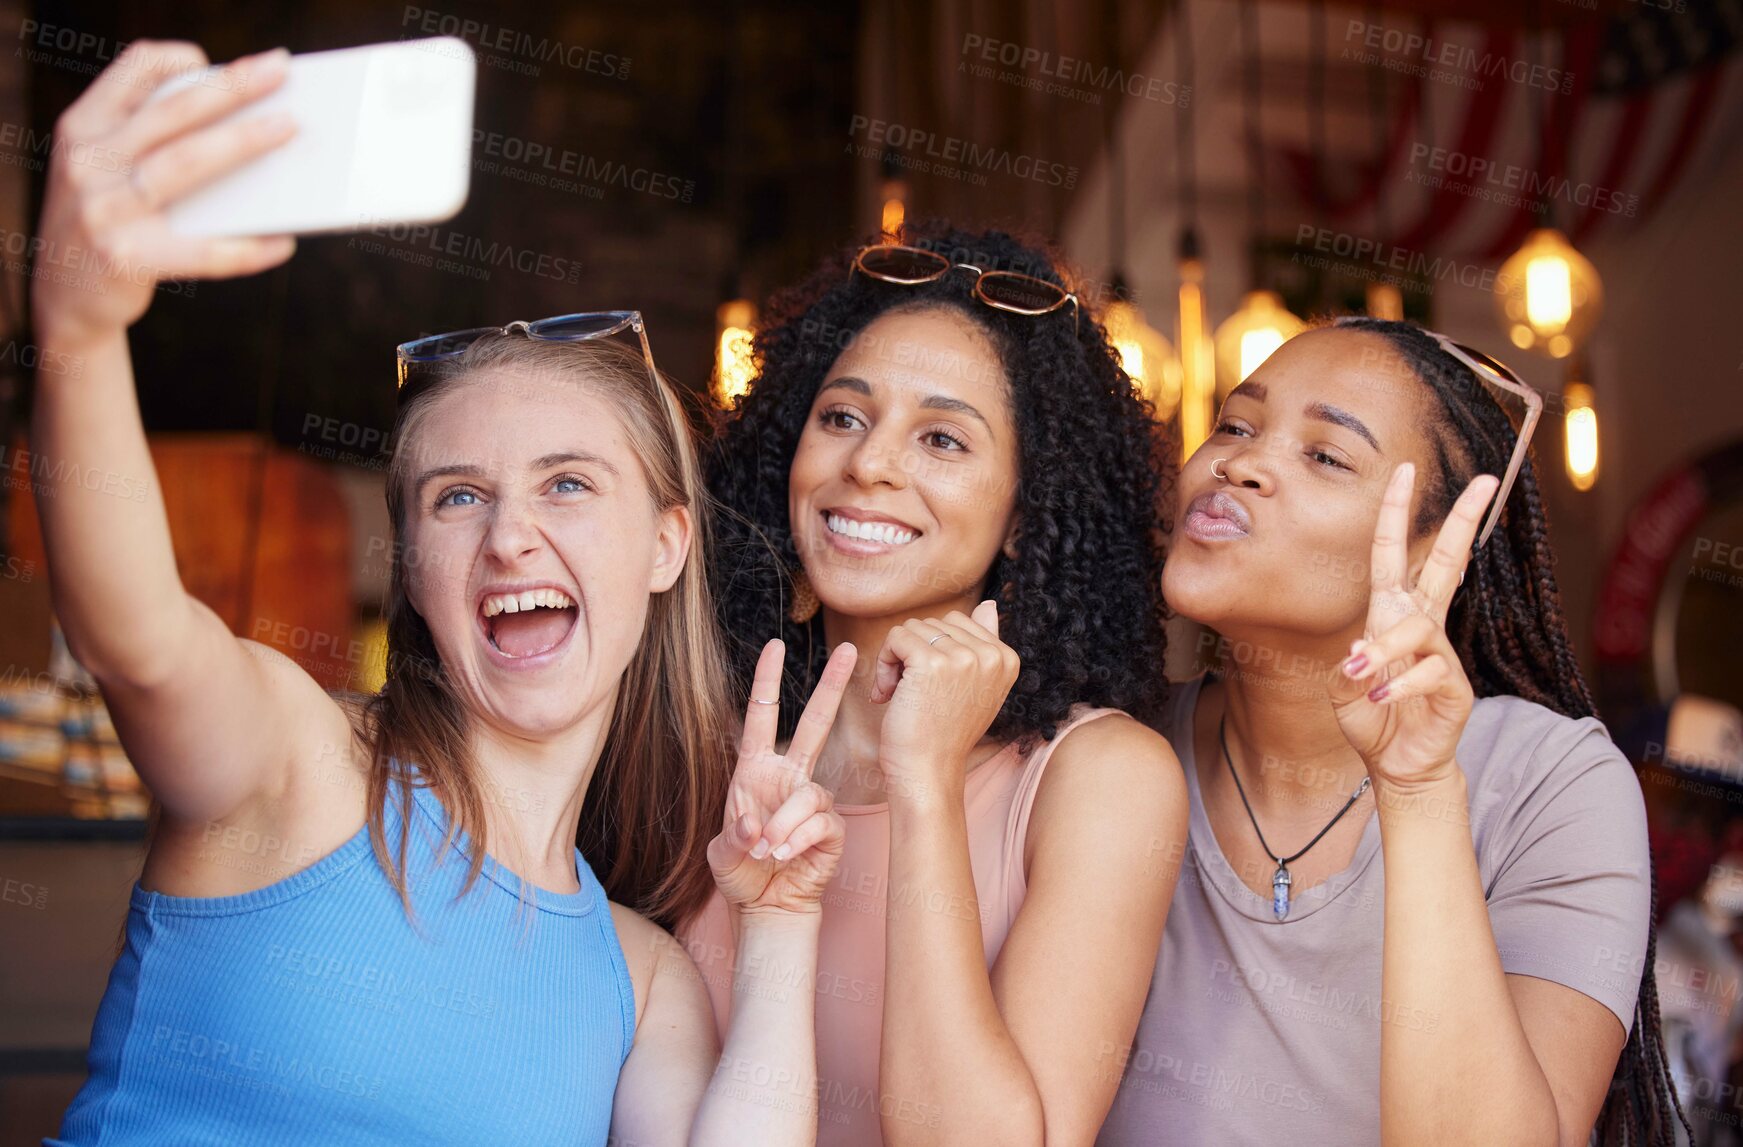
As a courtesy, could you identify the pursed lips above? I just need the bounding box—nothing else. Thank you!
[1182,489,1252,540]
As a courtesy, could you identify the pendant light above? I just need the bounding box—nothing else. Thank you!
[1101,0,1180,417]
[1216,290,1305,386]
[876,1,906,242]
[714,295,757,407]
[1495,10,1601,358]
[1498,228,1602,358]
[1107,285,1182,418]
[1174,0,1214,456]
[1214,0,1305,395]
[879,149,908,242]
[712,10,757,406]
[1562,356,1598,491]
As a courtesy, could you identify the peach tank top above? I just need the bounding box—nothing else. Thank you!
[678,703,1123,1146]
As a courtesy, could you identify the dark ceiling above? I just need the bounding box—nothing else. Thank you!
[16,0,862,449]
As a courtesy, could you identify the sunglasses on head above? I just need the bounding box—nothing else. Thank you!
[851,243,1080,334]
[1421,329,1543,552]
[395,310,658,406]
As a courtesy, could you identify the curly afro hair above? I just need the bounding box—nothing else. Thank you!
[704,219,1175,748]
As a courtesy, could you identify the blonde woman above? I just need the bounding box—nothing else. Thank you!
[36,41,849,1146]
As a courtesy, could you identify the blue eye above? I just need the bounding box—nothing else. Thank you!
[552,474,592,494]
[435,486,478,508]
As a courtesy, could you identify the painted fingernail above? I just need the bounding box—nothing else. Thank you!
[750,839,770,860]
[1344,654,1369,678]
[772,844,792,861]
[1368,682,1390,702]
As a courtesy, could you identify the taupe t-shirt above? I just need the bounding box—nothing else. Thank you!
[1096,673,1650,1146]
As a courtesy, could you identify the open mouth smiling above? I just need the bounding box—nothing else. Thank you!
[819,507,923,554]
[475,584,580,663]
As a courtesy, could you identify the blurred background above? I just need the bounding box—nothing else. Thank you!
[0,0,1740,1141]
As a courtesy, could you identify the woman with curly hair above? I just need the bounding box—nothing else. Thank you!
[680,221,1190,1144]
[1096,318,1687,1146]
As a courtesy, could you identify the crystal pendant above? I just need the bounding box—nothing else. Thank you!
[1271,864,1292,921]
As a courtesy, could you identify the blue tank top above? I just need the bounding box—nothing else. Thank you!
[48,770,637,1146]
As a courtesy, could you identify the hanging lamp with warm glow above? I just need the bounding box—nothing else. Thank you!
[1215,290,1305,394]
[1495,24,1601,359]
[713,297,757,407]
[1212,0,1306,397]
[879,164,908,242]
[1173,0,1214,457]
[1178,231,1215,455]
[1095,12,1180,422]
[1497,227,1603,359]
[1106,280,1182,418]
[714,30,758,409]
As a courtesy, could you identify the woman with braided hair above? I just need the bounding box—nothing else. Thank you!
[1098,317,1686,1146]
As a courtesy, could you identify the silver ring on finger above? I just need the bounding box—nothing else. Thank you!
[749,697,778,705]
[926,633,948,647]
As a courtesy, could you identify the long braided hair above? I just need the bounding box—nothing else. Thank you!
[1336,316,1688,1146]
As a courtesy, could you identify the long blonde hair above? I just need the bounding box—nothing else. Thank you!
[357,334,734,931]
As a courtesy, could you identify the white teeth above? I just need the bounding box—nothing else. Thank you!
[481,588,575,618]
[826,513,917,546]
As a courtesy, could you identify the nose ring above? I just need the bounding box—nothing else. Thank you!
[1210,457,1228,481]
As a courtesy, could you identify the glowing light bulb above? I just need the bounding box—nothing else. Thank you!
[1563,380,1598,491]
[1177,257,1214,458]
[1213,290,1305,398]
[1103,297,1181,419]
[1240,328,1284,376]
[879,177,907,242]
[1497,229,1601,358]
[1525,255,1573,331]
[714,298,757,406]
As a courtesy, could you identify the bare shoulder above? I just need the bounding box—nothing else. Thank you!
[1043,711,1185,803]
[609,902,704,1040]
[1027,712,1188,862]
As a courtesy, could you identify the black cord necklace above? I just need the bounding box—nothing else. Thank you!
[1219,714,1370,921]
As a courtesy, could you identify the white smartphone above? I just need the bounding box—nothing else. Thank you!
[149,38,476,238]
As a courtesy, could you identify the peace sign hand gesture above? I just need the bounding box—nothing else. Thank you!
[1329,462,1501,792]
[708,639,858,916]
